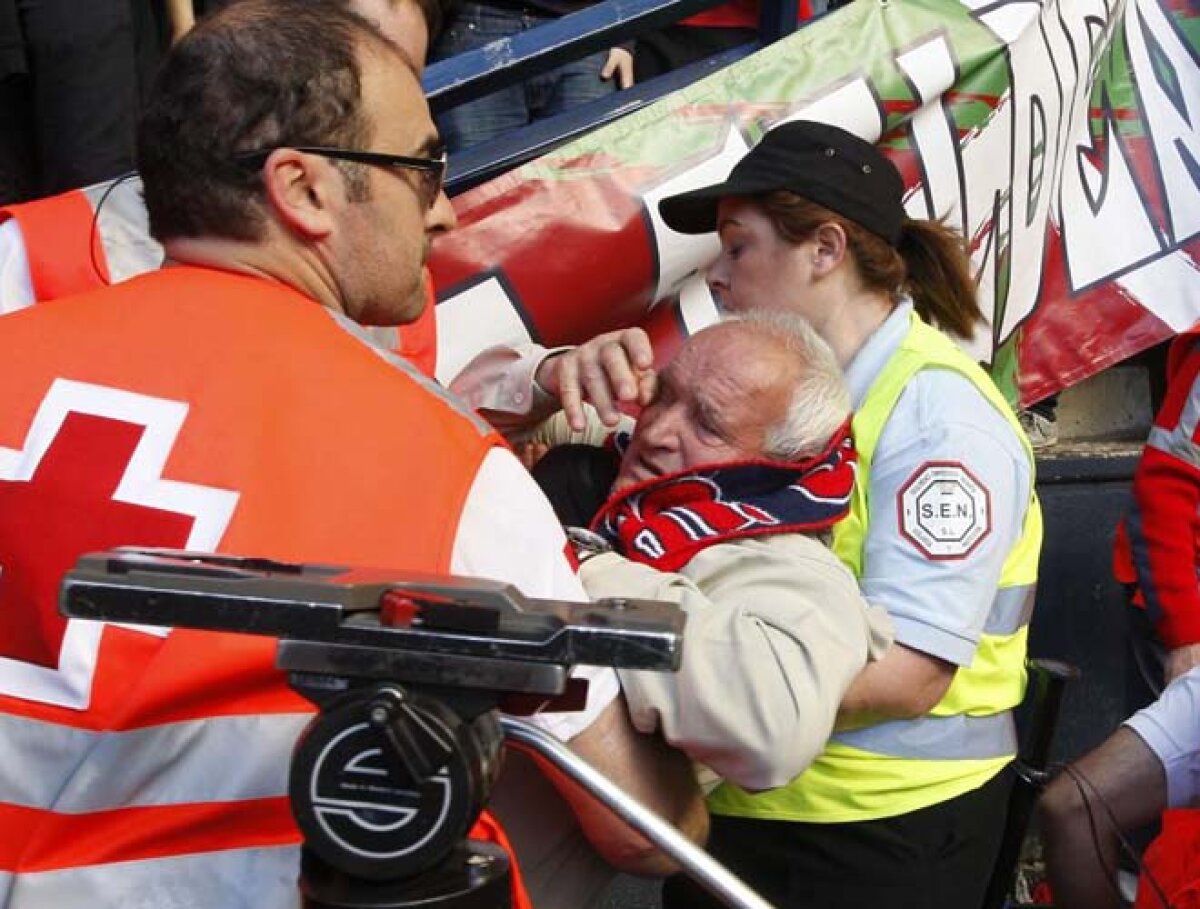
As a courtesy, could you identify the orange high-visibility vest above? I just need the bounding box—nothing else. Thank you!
[1,183,440,378]
[0,265,526,907]
[397,276,439,378]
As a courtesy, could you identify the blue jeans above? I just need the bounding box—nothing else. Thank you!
[431,2,617,153]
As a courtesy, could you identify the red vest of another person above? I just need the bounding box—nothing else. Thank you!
[1136,809,1200,909]
[1113,329,1200,648]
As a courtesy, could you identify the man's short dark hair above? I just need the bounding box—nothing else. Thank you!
[138,0,401,243]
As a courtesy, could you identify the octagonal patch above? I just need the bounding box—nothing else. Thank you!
[898,461,992,560]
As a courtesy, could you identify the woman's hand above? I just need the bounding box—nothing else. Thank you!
[535,328,657,432]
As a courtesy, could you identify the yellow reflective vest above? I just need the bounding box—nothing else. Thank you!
[709,311,1043,822]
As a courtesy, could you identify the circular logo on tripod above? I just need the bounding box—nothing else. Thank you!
[309,721,453,861]
[290,693,481,881]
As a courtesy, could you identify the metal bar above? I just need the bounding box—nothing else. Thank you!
[500,716,776,909]
[980,659,1080,909]
[1019,659,1079,769]
[444,43,758,195]
[423,0,733,111]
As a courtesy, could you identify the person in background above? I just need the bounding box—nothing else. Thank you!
[632,0,855,85]
[1040,667,1200,909]
[0,0,200,205]
[428,0,632,154]
[1100,322,1200,901]
[1115,325,1200,691]
[633,0,810,83]
[0,0,142,203]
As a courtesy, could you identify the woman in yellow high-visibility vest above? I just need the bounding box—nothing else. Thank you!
[619,120,1041,908]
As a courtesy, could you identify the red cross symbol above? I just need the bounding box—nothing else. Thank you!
[0,380,238,708]
[0,412,195,669]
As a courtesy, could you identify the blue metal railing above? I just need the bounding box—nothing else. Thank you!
[422,0,803,194]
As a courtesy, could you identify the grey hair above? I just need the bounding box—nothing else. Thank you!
[720,310,851,460]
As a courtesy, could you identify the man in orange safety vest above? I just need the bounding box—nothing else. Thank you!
[0,3,704,907]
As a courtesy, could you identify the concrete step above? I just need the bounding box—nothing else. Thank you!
[1053,363,1153,445]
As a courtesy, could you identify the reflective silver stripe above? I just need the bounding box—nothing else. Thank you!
[983,584,1035,636]
[831,710,1016,760]
[1,845,301,909]
[0,711,310,811]
[364,325,401,351]
[81,175,164,284]
[1147,368,1200,468]
[1149,423,1200,471]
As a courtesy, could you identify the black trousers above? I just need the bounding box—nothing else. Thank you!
[0,0,143,202]
[663,767,1014,909]
[633,24,757,82]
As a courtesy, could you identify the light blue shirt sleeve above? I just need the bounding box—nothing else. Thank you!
[859,367,1033,665]
[1124,665,1200,809]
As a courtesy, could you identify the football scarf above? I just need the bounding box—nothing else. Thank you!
[592,422,856,572]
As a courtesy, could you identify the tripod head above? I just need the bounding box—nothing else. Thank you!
[61,548,685,908]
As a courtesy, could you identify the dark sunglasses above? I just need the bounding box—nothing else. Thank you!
[235,146,447,209]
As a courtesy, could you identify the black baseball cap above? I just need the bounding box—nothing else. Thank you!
[658,120,906,246]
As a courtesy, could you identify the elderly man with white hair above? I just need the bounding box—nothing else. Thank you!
[530,310,893,799]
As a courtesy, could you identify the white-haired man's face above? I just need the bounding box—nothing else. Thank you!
[612,325,798,492]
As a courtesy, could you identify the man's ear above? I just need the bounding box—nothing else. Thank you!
[811,222,848,278]
[260,148,341,240]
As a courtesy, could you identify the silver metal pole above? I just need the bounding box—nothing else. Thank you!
[500,716,776,909]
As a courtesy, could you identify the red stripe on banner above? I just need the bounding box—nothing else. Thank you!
[1014,227,1193,406]
[881,99,920,120]
[946,90,1003,105]
[0,797,298,872]
[1087,106,1141,121]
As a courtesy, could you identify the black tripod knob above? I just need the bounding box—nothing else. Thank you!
[289,683,504,881]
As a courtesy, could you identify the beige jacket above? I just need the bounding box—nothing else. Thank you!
[580,534,892,792]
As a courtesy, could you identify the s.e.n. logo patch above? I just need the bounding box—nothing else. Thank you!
[898,461,992,560]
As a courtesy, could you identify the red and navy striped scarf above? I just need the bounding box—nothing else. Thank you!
[591,423,856,572]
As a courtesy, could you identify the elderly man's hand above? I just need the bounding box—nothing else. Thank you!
[535,328,657,432]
